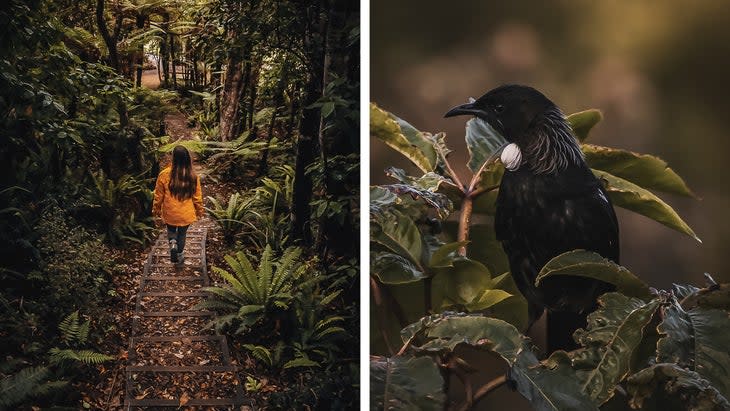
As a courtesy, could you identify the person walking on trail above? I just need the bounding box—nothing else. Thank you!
[152,145,204,265]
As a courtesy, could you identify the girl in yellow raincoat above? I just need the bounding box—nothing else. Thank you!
[152,145,204,265]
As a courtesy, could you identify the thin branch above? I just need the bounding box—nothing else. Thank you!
[469,184,500,200]
[457,196,473,257]
[467,145,507,193]
[472,375,508,406]
[438,149,465,190]
[449,358,474,411]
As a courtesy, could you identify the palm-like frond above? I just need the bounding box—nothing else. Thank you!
[202,246,306,335]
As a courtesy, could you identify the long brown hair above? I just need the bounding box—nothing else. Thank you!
[168,145,197,200]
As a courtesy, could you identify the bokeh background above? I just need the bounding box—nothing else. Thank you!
[371,1,730,408]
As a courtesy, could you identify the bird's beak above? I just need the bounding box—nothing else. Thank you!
[444,102,488,119]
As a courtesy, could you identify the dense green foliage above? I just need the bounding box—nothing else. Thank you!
[369,104,726,410]
[1,0,358,408]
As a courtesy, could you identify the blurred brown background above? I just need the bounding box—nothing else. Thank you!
[371,2,730,408]
[371,0,730,290]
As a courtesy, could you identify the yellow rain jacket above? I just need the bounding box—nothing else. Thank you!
[152,166,203,226]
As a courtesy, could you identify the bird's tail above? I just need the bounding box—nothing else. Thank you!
[546,310,587,352]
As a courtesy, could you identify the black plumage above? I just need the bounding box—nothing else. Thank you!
[445,85,619,351]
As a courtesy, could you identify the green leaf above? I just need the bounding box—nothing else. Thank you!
[464,117,507,173]
[593,169,700,242]
[467,288,513,311]
[626,363,730,410]
[370,103,437,173]
[535,250,651,299]
[657,300,730,400]
[431,259,505,310]
[472,162,504,215]
[512,351,600,411]
[321,101,335,118]
[370,355,445,410]
[404,313,598,410]
[583,144,694,197]
[385,167,462,201]
[378,183,453,219]
[372,252,426,284]
[567,109,602,142]
[678,283,730,311]
[414,314,526,363]
[371,208,423,268]
[571,293,662,404]
[428,241,468,268]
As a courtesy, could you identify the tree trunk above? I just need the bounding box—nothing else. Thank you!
[156,54,162,83]
[95,0,128,127]
[292,0,329,246]
[135,13,145,87]
[219,54,245,142]
[170,34,177,88]
[160,13,170,86]
[258,61,289,176]
[247,63,259,131]
[317,0,359,257]
[95,0,119,71]
[238,60,251,135]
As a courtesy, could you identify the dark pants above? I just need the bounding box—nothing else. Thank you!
[166,224,189,254]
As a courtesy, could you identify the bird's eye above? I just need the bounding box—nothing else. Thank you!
[494,104,504,114]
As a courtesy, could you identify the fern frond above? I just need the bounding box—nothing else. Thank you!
[320,289,342,306]
[243,344,273,367]
[283,357,319,369]
[72,350,115,364]
[0,366,53,407]
[315,316,345,332]
[313,326,347,340]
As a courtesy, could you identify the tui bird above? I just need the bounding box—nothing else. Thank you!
[445,85,619,351]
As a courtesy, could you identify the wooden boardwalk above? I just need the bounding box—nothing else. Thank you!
[124,225,245,410]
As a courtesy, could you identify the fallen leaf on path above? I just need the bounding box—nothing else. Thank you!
[179,392,190,406]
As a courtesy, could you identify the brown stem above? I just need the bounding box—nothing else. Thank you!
[449,360,474,411]
[440,151,465,190]
[371,276,396,355]
[424,276,433,314]
[457,148,504,257]
[457,195,473,256]
[469,184,500,200]
[472,375,507,406]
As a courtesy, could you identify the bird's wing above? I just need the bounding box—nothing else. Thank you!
[495,168,620,313]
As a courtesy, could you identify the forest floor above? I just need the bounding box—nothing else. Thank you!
[74,107,257,410]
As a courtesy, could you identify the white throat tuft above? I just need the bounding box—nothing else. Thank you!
[501,143,522,171]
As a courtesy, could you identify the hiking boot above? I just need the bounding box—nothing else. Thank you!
[175,251,185,266]
[169,239,178,263]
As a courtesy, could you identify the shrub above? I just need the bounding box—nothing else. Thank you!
[198,245,314,334]
[206,192,255,243]
[29,205,114,323]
